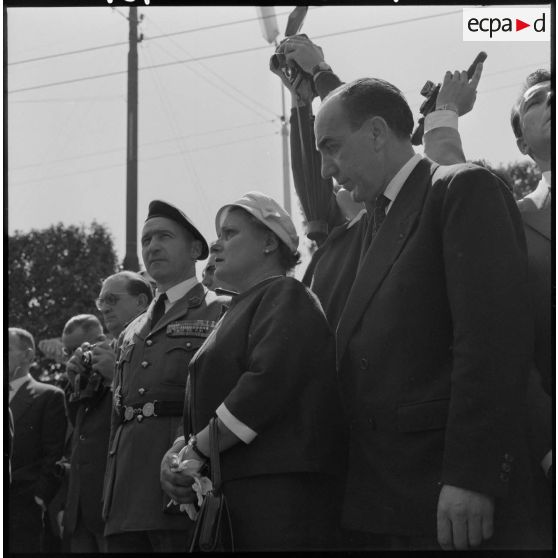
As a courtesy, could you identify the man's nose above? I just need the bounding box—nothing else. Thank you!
[320,155,336,180]
[546,89,553,107]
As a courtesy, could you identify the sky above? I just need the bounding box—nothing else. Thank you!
[5,3,552,277]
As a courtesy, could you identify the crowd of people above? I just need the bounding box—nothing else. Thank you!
[7,32,552,552]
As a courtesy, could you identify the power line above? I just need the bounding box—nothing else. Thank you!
[10,120,277,170]
[143,25,278,120]
[8,8,295,66]
[10,131,278,186]
[312,9,462,40]
[9,9,465,94]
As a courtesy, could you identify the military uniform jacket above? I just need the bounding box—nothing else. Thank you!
[102,283,228,535]
[336,159,534,538]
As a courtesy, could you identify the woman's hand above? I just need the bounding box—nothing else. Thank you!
[160,441,198,504]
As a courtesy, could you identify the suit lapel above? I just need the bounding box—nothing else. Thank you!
[9,377,34,423]
[149,283,207,336]
[336,159,436,365]
[522,205,551,241]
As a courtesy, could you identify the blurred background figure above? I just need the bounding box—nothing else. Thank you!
[8,327,67,554]
[201,240,236,293]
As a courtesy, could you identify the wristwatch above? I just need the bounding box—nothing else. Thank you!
[311,61,332,77]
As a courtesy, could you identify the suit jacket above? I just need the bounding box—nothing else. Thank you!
[102,283,228,535]
[336,158,533,538]
[63,387,112,537]
[519,203,552,547]
[519,204,551,393]
[185,276,345,483]
[10,377,67,503]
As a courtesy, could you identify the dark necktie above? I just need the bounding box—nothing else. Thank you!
[360,194,390,262]
[150,293,168,328]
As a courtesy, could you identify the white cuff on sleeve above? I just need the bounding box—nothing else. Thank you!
[216,403,258,444]
[424,110,458,133]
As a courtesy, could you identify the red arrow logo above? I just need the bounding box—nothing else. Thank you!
[516,19,530,31]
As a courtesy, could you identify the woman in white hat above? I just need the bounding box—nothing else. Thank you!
[161,191,345,551]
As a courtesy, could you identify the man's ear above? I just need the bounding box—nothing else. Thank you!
[137,293,149,310]
[516,136,529,156]
[23,347,35,365]
[368,116,389,150]
[190,240,202,261]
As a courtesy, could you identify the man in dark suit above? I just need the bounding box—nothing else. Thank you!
[314,78,534,550]
[510,70,553,545]
[102,200,229,553]
[8,327,67,553]
[61,272,153,552]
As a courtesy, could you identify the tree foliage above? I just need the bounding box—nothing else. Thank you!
[497,159,542,201]
[8,222,118,341]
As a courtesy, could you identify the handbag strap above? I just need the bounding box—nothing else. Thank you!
[209,416,222,492]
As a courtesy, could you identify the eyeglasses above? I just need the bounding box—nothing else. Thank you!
[95,292,130,310]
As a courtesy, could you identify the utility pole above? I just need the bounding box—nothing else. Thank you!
[123,6,141,271]
[279,81,291,215]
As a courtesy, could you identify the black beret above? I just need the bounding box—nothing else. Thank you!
[146,200,209,260]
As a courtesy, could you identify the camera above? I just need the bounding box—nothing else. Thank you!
[81,344,94,373]
[269,7,308,86]
[69,343,104,402]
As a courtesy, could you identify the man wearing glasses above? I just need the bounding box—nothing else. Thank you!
[60,273,153,552]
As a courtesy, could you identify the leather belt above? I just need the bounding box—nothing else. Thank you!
[121,400,184,423]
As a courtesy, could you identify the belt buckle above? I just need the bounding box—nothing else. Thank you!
[142,401,156,418]
[124,406,134,421]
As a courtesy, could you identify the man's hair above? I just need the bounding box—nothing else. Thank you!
[63,314,103,337]
[331,77,414,139]
[510,69,551,139]
[9,327,35,353]
[103,271,154,304]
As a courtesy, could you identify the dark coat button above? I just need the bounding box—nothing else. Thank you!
[502,463,512,473]
[360,357,369,370]
[499,472,509,482]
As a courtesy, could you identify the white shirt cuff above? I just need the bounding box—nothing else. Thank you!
[424,110,458,133]
[541,449,552,476]
[216,403,258,444]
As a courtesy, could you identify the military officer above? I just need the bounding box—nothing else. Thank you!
[102,200,229,553]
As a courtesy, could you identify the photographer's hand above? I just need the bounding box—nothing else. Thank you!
[282,35,325,74]
[269,50,314,106]
[91,341,116,385]
[65,349,86,386]
[436,63,483,117]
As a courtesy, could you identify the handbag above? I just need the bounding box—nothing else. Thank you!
[188,417,234,552]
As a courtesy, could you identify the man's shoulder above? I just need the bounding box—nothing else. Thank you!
[429,160,489,182]
[27,377,65,398]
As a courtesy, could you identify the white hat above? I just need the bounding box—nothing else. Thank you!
[216,191,299,253]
